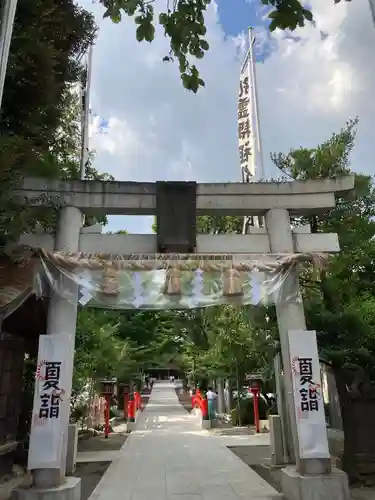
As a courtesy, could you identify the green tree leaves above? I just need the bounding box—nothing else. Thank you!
[271,118,375,379]
[264,0,314,32]
[158,0,209,91]
[73,309,124,397]
[172,305,276,386]
[134,6,155,42]
[100,0,210,92]
[4,0,95,145]
[0,0,107,240]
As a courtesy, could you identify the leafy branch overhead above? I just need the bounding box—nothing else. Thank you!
[98,0,350,92]
[100,0,208,92]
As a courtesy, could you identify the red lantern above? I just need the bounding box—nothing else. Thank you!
[247,373,263,434]
[99,378,117,439]
[127,394,135,422]
[122,384,130,420]
[201,396,209,420]
[133,391,141,411]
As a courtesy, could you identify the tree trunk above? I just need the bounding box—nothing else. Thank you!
[333,366,356,483]
[216,378,225,414]
[225,379,233,413]
[235,357,241,426]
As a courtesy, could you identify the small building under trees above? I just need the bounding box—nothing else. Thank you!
[0,255,47,478]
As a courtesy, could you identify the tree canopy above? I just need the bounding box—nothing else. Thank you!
[0,0,116,240]
[98,0,351,92]
[271,118,375,379]
[268,118,375,481]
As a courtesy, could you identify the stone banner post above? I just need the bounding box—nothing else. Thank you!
[266,208,349,500]
[288,330,330,461]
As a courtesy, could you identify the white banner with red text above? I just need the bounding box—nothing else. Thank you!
[28,334,74,470]
[288,329,330,460]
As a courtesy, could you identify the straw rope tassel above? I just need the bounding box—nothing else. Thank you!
[163,267,182,296]
[101,264,119,296]
[223,267,243,297]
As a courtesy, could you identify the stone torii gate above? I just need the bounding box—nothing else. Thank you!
[13,175,354,500]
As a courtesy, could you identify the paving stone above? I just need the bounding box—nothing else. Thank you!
[87,382,279,500]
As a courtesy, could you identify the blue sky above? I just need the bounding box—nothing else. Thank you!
[217,0,276,62]
[218,0,265,38]
[84,0,375,235]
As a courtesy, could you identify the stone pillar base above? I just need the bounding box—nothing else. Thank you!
[201,419,212,429]
[66,424,78,476]
[126,421,136,432]
[269,415,286,466]
[126,409,142,432]
[281,465,349,500]
[12,477,81,500]
[192,408,212,429]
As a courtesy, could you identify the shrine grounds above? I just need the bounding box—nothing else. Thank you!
[72,381,375,500]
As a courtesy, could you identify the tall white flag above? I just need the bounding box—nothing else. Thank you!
[238,53,256,182]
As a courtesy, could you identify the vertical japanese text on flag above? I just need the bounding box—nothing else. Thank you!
[238,66,255,181]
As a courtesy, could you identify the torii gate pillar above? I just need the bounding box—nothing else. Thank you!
[16,206,83,500]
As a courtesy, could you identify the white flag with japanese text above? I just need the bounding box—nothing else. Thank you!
[238,54,256,181]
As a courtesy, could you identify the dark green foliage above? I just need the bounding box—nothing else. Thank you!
[0,0,117,239]
[2,0,95,146]
[272,118,375,379]
[231,396,269,426]
[263,0,314,32]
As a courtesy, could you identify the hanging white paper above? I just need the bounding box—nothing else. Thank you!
[288,330,330,460]
[28,334,75,470]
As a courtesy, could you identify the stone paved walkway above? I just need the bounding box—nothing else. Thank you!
[88,382,281,500]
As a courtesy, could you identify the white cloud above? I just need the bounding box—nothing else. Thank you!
[80,0,375,231]
[90,115,141,155]
[256,0,375,176]
[81,0,242,184]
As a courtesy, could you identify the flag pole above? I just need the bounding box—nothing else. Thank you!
[370,0,375,27]
[0,0,18,110]
[241,39,252,234]
[239,28,265,231]
[248,27,265,181]
[239,31,255,233]
[79,44,93,180]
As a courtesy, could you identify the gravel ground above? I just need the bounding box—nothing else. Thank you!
[75,462,111,500]
[76,431,128,500]
[77,431,128,453]
[228,445,282,492]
